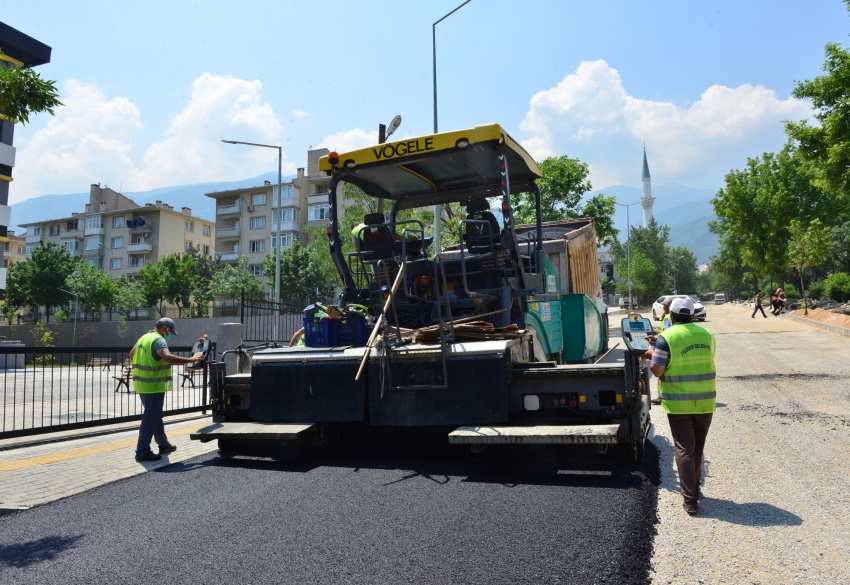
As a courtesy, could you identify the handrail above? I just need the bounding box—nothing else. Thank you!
[458,218,499,300]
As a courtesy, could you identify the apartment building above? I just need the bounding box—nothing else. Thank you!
[20,184,214,279]
[206,148,334,287]
[3,230,26,268]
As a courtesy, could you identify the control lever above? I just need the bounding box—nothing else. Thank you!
[187,336,211,370]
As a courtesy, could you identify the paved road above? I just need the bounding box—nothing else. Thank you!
[0,441,659,584]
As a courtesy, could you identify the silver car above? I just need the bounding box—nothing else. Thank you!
[652,295,707,322]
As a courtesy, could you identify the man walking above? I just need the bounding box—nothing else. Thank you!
[752,290,768,318]
[130,318,202,462]
[643,297,716,515]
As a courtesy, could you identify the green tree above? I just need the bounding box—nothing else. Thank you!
[668,246,699,294]
[611,219,671,301]
[210,255,263,304]
[113,276,145,338]
[152,253,196,317]
[709,231,747,299]
[616,250,656,302]
[788,218,832,314]
[0,51,62,125]
[16,242,77,322]
[824,272,850,303]
[828,220,850,274]
[184,246,218,317]
[66,261,116,319]
[139,261,168,317]
[3,260,30,323]
[580,193,619,248]
[262,242,332,305]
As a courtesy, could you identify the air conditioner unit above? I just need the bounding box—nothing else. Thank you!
[247,206,254,212]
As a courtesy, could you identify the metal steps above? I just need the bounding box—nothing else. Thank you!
[190,422,315,443]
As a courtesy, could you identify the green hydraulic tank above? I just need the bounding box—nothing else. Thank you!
[560,294,604,362]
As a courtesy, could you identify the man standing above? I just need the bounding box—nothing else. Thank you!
[752,290,768,318]
[643,297,716,515]
[130,318,202,462]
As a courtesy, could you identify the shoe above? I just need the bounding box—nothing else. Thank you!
[683,501,699,515]
[135,452,162,462]
[651,398,661,405]
[158,445,177,455]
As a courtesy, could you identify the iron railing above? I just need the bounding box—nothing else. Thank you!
[0,344,215,440]
[240,290,304,343]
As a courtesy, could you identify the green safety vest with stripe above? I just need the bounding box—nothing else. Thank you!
[657,323,716,415]
[660,314,672,332]
[132,331,173,393]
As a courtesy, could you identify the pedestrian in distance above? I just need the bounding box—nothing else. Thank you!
[752,290,768,318]
[641,297,716,516]
[130,318,203,462]
[776,288,787,315]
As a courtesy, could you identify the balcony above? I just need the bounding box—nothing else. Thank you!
[3,249,10,259]
[84,221,105,236]
[83,247,102,257]
[308,191,330,204]
[217,201,241,217]
[127,242,153,254]
[273,221,300,233]
[273,197,300,209]
[25,232,42,243]
[128,218,153,234]
[218,252,239,263]
[126,263,144,274]
[216,227,241,240]
[62,228,84,239]
[65,249,81,258]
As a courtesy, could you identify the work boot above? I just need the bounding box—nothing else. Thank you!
[135,451,162,462]
[683,501,699,515]
[158,445,177,455]
[651,398,661,405]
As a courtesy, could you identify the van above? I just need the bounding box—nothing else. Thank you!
[714,293,726,305]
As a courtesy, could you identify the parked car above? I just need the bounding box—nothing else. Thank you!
[714,293,726,305]
[652,294,707,322]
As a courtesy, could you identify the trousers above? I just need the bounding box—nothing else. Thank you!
[752,303,767,317]
[667,413,713,504]
[136,392,170,455]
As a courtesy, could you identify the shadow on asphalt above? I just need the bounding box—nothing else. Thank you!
[0,534,83,568]
[696,497,804,526]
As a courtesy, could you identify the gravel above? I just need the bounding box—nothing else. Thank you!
[646,304,850,584]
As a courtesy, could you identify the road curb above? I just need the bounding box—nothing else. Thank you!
[781,313,850,337]
[0,506,30,516]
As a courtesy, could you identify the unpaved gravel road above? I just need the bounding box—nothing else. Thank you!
[636,303,850,585]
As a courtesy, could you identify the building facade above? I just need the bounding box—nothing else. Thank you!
[206,148,333,288]
[20,184,215,279]
[0,22,52,301]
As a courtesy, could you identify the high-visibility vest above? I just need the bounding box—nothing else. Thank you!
[660,314,672,332]
[132,331,173,394]
[657,323,716,414]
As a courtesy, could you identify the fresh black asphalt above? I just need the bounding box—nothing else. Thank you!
[0,442,659,584]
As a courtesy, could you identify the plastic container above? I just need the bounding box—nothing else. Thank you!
[334,317,370,346]
[302,316,336,347]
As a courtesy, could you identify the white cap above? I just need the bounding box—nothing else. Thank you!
[670,296,694,316]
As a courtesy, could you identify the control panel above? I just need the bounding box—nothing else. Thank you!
[621,315,654,354]
[187,336,211,370]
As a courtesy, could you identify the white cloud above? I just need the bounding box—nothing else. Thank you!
[316,128,378,153]
[11,74,294,202]
[519,60,813,189]
[291,109,308,119]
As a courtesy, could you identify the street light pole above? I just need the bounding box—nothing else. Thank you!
[222,139,283,342]
[432,0,472,252]
[58,288,78,347]
[615,201,641,310]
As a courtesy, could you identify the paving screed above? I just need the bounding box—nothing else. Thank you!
[0,441,659,584]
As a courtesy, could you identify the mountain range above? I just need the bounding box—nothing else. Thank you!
[10,176,720,263]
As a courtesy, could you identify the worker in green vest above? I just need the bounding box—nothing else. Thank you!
[643,297,716,515]
[130,318,203,462]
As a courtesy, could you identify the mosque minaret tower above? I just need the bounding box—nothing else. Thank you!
[640,147,654,228]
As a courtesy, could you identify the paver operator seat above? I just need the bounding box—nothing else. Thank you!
[463,198,500,254]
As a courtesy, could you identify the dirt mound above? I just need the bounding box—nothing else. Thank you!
[791,307,850,330]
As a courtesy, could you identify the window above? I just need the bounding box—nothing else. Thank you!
[111,237,124,249]
[308,205,330,221]
[64,220,79,231]
[251,193,267,206]
[250,240,265,253]
[32,226,42,236]
[185,220,194,232]
[85,215,102,230]
[250,264,264,276]
[273,184,294,200]
[186,241,193,251]
[203,225,210,236]
[18,246,25,254]
[110,258,122,270]
[271,233,295,249]
[49,225,60,236]
[273,209,301,223]
[84,235,104,250]
[85,257,102,269]
[202,244,210,255]
[60,239,79,252]
[129,257,144,268]
[250,216,266,229]
[113,217,125,228]
[25,243,37,256]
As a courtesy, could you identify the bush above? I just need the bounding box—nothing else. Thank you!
[739,291,751,300]
[783,283,801,299]
[824,272,850,303]
[807,279,826,300]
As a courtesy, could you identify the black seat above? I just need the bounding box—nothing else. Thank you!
[464,199,500,254]
[359,212,395,262]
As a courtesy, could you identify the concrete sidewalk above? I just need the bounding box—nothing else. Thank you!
[0,416,218,512]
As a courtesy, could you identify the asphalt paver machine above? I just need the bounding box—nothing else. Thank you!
[191,124,651,463]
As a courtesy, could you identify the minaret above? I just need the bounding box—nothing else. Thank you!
[640,147,654,228]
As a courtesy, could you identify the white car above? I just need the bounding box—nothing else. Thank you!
[652,295,707,322]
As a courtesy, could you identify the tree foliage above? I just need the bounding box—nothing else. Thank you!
[668,246,699,295]
[67,261,116,317]
[616,250,656,299]
[0,51,62,125]
[262,242,332,305]
[139,261,168,317]
[7,242,78,322]
[788,218,832,314]
[210,255,263,303]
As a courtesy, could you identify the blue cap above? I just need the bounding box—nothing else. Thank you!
[156,317,178,335]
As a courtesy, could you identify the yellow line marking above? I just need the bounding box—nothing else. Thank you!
[0,422,207,472]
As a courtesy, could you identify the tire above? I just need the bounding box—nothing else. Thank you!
[652,310,658,321]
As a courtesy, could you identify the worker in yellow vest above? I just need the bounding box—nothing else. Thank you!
[643,297,716,516]
[130,318,203,462]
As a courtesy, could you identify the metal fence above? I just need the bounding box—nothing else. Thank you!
[241,291,303,343]
[0,344,214,440]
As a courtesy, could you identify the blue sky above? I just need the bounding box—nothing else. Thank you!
[2,0,848,202]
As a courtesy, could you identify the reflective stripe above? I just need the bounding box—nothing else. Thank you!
[133,375,173,384]
[131,364,171,372]
[658,391,717,401]
[659,372,716,383]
